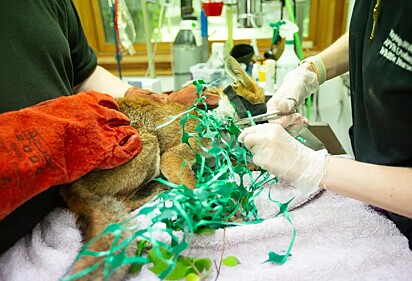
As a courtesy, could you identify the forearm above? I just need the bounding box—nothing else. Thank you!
[300,33,349,81]
[318,33,349,79]
[321,156,412,218]
[73,66,133,98]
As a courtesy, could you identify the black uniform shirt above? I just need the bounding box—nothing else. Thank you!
[349,0,412,247]
[0,0,97,253]
[0,0,97,113]
[349,0,412,166]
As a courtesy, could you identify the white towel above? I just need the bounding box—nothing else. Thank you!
[0,208,82,281]
[1,173,411,281]
[133,178,412,281]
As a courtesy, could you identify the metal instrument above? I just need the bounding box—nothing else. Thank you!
[234,109,296,126]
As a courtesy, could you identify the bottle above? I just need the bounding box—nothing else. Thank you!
[173,20,202,90]
[206,42,225,69]
[251,63,260,84]
[275,20,300,87]
[259,61,266,83]
[265,59,276,94]
[251,39,261,61]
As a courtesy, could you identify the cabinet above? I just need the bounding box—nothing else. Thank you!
[73,0,348,76]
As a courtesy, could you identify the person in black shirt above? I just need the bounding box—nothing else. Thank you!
[0,0,145,253]
[239,0,412,249]
[0,0,219,255]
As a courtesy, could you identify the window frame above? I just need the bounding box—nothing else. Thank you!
[73,0,348,76]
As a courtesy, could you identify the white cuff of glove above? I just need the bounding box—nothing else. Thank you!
[299,56,327,85]
[290,149,329,195]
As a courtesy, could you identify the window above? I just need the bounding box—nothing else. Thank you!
[73,0,348,76]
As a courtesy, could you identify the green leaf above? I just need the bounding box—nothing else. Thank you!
[137,240,148,255]
[194,227,216,235]
[148,248,212,280]
[130,263,144,274]
[163,260,190,280]
[221,256,241,267]
[130,240,148,273]
[148,248,172,275]
[185,273,200,281]
[193,257,212,272]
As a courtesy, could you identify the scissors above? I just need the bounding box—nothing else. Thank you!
[234,108,297,126]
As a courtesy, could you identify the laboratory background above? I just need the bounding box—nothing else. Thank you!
[74,0,354,155]
[3,0,412,280]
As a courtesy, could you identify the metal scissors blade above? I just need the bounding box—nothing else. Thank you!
[234,109,296,126]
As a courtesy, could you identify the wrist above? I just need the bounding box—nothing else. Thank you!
[299,56,327,85]
[319,154,331,190]
[298,60,316,73]
[290,148,328,195]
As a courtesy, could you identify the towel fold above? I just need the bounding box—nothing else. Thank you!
[0,208,82,281]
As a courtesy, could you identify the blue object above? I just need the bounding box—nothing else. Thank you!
[127,80,143,88]
[200,10,208,38]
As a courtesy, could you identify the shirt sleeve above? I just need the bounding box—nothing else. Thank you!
[66,0,98,86]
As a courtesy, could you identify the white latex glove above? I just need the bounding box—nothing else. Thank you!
[267,68,319,129]
[238,123,328,194]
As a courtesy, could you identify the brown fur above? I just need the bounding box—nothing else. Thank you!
[60,56,265,280]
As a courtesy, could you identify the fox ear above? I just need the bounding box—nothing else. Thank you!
[225,56,255,89]
[224,56,265,104]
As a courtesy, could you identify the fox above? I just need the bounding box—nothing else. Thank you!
[60,56,266,280]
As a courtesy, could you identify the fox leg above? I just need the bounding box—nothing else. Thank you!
[60,130,161,280]
[61,193,136,281]
[160,143,197,189]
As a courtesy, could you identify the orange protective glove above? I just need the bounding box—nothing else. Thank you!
[124,85,221,109]
[124,87,168,104]
[0,91,142,219]
[166,85,220,109]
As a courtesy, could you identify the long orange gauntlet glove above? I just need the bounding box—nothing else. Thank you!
[0,91,142,219]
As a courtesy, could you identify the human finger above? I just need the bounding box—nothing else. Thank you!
[237,125,262,143]
[286,115,308,130]
[269,112,307,129]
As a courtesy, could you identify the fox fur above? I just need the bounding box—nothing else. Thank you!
[60,56,265,280]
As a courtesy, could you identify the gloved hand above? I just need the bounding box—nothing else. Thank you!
[124,85,220,109]
[167,85,221,109]
[0,91,142,219]
[267,67,319,129]
[238,123,328,194]
[124,87,168,104]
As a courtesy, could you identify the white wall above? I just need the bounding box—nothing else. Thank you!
[314,77,353,155]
